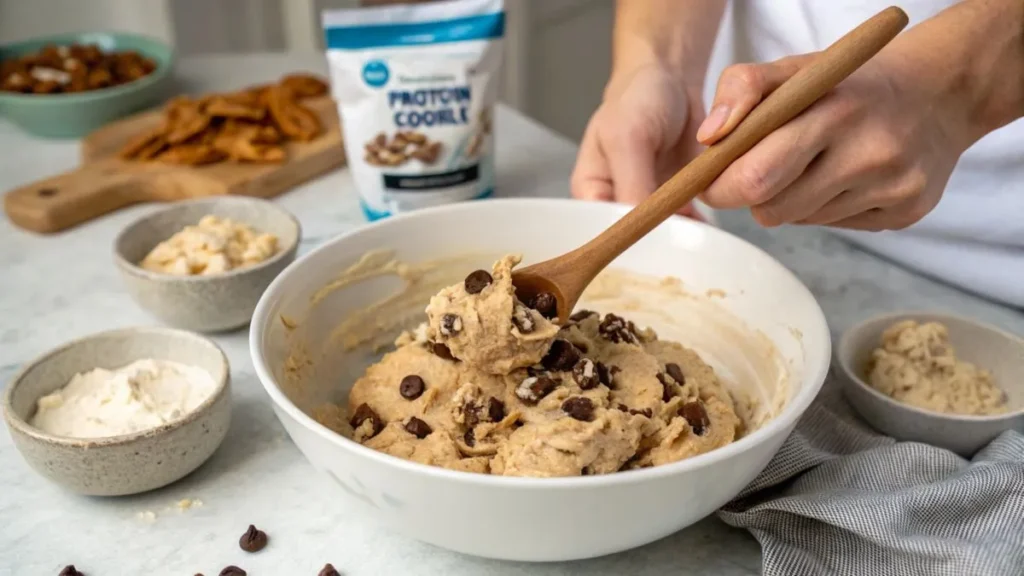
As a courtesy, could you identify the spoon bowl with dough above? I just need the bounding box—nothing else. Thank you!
[513,6,910,322]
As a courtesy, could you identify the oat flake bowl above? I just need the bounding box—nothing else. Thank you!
[249,198,830,561]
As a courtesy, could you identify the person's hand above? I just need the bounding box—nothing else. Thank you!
[571,63,705,219]
[696,48,975,230]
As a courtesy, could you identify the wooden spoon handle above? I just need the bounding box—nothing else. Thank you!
[581,6,909,270]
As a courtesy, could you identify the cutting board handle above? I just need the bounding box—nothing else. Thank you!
[3,160,223,234]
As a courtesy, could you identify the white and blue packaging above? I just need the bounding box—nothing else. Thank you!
[322,0,505,220]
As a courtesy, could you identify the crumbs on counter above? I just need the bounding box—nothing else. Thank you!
[140,215,279,276]
[118,73,328,166]
[1,43,156,94]
[30,359,216,439]
[867,320,1008,415]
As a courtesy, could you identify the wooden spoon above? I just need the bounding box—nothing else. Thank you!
[513,6,909,322]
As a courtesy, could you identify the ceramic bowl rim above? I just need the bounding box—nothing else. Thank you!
[113,196,302,283]
[0,31,175,104]
[249,197,833,489]
[837,310,1024,423]
[2,326,230,448]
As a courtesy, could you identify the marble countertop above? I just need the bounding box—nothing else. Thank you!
[2,53,1022,576]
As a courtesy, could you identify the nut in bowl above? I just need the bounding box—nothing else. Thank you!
[2,327,231,496]
[837,312,1024,457]
[249,198,831,561]
[115,197,300,333]
[0,32,174,138]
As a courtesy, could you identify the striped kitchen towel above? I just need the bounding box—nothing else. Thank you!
[718,377,1024,576]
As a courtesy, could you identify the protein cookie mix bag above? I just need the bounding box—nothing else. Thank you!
[323,0,504,220]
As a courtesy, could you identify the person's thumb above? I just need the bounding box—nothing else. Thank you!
[695,55,814,145]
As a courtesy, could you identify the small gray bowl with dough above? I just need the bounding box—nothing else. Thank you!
[2,326,231,496]
[836,312,1024,457]
[114,197,301,333]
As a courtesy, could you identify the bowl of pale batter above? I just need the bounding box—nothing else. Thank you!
[249,198,831,561]
[837,312,1024,457]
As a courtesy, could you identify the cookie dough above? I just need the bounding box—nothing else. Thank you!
[140,214,278,276]
[326,255,744,477]
[867,320,1007,415]
[425,255,559,374]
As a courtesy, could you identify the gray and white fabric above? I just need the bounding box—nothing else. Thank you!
[718,376,1024,576]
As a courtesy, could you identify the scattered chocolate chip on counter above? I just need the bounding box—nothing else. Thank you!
[219,566,246,576]
[238,524,269,553]
[59,566,84,576]
[318,563,342,576]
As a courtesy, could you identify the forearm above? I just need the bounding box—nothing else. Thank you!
[892,0,1024,143]
[608,0,726,98]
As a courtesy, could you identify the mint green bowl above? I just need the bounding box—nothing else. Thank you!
[0,32,175,139]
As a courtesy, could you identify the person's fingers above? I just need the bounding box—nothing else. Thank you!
[603,119,660,205]
[701,116,828,211]
[697,54,814,145]
[797,186,898,225]
[570,120,614,201]
[823,197,930,231]
[749,149,861,225]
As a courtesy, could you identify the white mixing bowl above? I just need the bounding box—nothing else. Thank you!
[250,198,830,562]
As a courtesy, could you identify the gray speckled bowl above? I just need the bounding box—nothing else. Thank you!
[114,197,301,333]
[2,326,231,496]
[837,312,1024,457]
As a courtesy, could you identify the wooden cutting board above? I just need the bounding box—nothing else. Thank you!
[3,96,345,234]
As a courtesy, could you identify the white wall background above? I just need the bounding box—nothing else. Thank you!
[0,0,737,142]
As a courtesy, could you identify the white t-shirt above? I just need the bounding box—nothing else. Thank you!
[705,0,1024,308]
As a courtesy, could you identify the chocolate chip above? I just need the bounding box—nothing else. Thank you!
[596,362,615,388]
[562,396,595,422]
[238,524,268,553]
[665,363,686,385]
[657,373,676,402]
[219,568,246,576]
[512,303,535,333]
[318,564,341,576]
[528,292,558,319]
[399,375,425,400]
[349,403,384,438]
[463,402,481,427]
[572,358,600,390]
[430,342,455,360]
[317,564,341,576]
[680,400,710,436]
[440,313,462,336]
[515,375,558,404]
[569,309,598,322]
[464,269,493,294]
[629,407,653,418]
[616,403,629,412]
[581,466,593,476]
[59,566,84,576]
[487,397,506,422]
[463,428,476,447]
[541,339,582,371]
[599,313,638,344]
[405,417,433,439]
